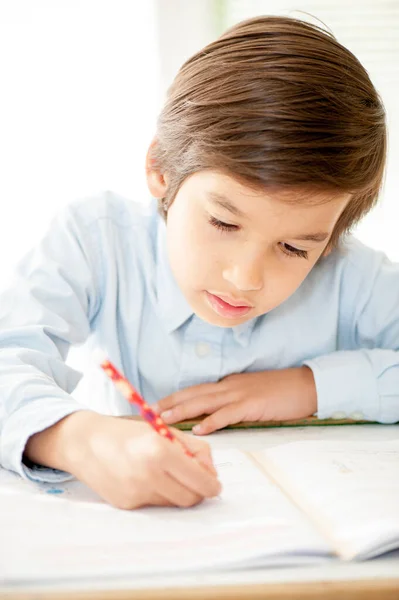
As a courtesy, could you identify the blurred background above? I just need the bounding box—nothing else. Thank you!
[0,0,398,289]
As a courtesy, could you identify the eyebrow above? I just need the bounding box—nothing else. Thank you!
[207,192,246,218]
[291,232,329,242]
[207,192,330,243]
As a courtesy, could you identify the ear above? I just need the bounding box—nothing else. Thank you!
[145,139,168,198]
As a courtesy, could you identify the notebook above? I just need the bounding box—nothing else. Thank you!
[1,438,398,583]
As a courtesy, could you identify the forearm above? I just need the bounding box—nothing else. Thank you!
[0,344,89,477]
[24,410,96,473]
[280,366,317,419]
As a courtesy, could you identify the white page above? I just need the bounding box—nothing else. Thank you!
[260,440,399,560]
[0,450,330,583]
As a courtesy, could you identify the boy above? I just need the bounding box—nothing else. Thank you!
[0,16,397,510]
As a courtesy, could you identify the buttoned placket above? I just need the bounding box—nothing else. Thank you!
[177,316,226,390]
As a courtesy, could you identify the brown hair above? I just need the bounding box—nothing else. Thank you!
[151,15,386,246]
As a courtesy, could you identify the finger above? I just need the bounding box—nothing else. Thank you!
[193,447,217,476]
[154,382,221,414]
[159,392,230,424]
[173,429,218,476]
[99,481,159,511]
[129,491,174,509]
[165,441,222,498]
[148,492,174,507]
[154,470,204,508]
[192,401,249,435]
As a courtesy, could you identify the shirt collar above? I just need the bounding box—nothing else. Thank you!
[231,317,258,347]
[156,216,258,345]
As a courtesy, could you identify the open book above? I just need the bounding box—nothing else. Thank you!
[1,439,398,582]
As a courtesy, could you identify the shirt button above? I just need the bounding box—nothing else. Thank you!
[349,411,364,420]
[196,342,211,358]
[331,411,347,419]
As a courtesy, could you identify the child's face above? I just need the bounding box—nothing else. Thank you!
[165,171,350,327]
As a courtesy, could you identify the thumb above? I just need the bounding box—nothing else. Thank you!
[173,428,218,476]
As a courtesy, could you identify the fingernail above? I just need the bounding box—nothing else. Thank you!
[192,424,202,434]
[161,410,173,422]
[153,403,160,414]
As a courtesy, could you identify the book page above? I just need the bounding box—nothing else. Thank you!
[0,449,330,583]
[257,440,399,560]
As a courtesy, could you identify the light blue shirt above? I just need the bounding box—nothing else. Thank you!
[0,191,398,483]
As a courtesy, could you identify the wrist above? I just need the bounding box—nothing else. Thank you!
[297,366,317,416]
[24,410,99,473]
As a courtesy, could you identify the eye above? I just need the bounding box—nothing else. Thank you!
[280,243,308,259]
[208,215,239,232]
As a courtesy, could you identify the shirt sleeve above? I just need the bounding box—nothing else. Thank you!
[0,202,102,482]
[304,247,399,424]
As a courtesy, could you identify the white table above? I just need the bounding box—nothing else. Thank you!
[3,424,399,599]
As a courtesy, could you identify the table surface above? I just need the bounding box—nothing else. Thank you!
[2,423,399,599]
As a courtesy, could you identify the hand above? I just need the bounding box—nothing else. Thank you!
[25,411,221,510]
[155,367,317,435]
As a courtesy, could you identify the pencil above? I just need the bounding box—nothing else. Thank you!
[94,350,194,458]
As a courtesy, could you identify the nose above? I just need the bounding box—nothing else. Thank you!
[222,253,264,292]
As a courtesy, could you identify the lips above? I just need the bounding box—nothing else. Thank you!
[205,291,253,319]
[213,293,253,308]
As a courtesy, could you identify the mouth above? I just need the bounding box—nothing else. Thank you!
[205,291,254,320]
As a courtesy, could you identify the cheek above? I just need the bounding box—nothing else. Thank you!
[285,262,315,295]
[166,220,214,285]
[258,259,315,311]
[284,258,314,288]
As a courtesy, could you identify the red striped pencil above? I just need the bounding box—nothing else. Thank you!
[94,350,194,458]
